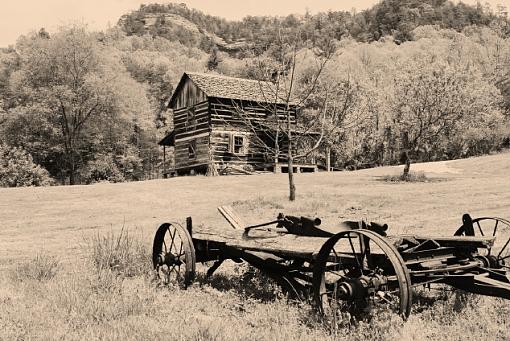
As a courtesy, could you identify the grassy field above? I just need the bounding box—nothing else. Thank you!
[1,152,510,340]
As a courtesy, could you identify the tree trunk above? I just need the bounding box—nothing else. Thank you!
[288,155,296,201]
[326,146,331,172]
[401,131,411,180]
[69,159,76,185]
[402,150,411,179]
[274,126,280,173]
[287,105,295,201]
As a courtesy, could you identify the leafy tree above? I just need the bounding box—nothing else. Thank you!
[80,154,124,184]
[7,25,153,184]
[392,62,502,177]
[207,46,222,71]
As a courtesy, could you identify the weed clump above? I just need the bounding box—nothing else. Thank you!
[14,253,60,282]
[383,171,430,183]
[87,227,151,278]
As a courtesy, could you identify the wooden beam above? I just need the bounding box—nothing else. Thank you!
[218,205,246,230]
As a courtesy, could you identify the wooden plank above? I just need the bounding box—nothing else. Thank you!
[193,229,328,259]
[217,205,246,230]
[174,131,210,142]
[171,78,208,109]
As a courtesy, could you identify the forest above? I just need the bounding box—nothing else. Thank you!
[0,0,509,186]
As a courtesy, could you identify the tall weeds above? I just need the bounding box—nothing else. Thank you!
[87,226,151,278]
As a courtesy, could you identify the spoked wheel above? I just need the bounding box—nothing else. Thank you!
[152,222,196,287]
[313,229,412,324]
[455,215,510,270]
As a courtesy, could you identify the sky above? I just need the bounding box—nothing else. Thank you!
[0,0,508,47]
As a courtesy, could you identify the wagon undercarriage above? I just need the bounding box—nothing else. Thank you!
[152,208,510,321]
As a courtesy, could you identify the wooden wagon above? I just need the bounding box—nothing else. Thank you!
[152,206,510,321]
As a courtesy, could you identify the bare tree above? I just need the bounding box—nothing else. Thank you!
[217,29,337,201]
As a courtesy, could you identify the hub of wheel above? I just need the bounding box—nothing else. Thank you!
[336,274,390,300]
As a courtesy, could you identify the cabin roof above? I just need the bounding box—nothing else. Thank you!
[170,72,295,107]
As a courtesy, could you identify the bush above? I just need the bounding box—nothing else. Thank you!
[80,154,125,184]
[382,171,429,183]
[0,144,53,187]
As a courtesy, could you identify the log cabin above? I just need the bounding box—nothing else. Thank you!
[159,72,319,176]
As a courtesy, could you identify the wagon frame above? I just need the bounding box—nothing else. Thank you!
[152,206,510,321]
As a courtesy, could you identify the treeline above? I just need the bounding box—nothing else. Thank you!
[0,1,509,186]
[119,0,509,51]
[0,27,207,185]
[314,26,510,170]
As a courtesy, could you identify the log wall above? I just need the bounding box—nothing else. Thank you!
[173,99,210,171]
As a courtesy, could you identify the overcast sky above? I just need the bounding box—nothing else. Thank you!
[0,0,507,47]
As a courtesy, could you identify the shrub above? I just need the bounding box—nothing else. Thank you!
[0,144,53,187]
[382,171,429,183]
[80,154,125,184]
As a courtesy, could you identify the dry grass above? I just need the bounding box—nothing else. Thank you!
[12,253,60,282]
[1,151,510,340]
[87,227,151,277]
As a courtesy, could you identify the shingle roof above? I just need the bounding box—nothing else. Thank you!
[176,72,294,105]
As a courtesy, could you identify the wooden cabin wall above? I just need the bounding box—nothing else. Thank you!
[173,99,210,171]
[209,98,297,169]
[171,77,208,110]
[174,134,210,171]
[210,98,297,125]
[209,128,268,168]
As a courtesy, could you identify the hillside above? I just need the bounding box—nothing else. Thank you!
[117,0,506,54]
[1,0,509,186]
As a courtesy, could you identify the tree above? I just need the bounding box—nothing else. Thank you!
[207,45,222,71]
[392,62,502,178]
[7,25,153,184]
[230,29,337,201]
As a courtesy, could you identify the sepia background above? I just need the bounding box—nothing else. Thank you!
[1,1,509,340]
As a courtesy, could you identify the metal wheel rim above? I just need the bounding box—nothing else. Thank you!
[312,229,412,322]
[455,217,510,268]
[152,222,196,287]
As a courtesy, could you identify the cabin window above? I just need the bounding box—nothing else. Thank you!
[188,140,196,159]
[229,134,246,155]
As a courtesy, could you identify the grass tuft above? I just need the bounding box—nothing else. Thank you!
[86,227,151,278]
[232,196,284,210]
[382,171,430,183]
[13,253,60,282]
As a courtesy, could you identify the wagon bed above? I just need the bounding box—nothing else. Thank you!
[193,225,495,260]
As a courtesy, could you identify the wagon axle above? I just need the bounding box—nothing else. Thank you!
[155,252,185,267]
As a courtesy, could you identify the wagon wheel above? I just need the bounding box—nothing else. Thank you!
[455,216,510,270]
[153,222,196,287]
[313,229,412,323]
